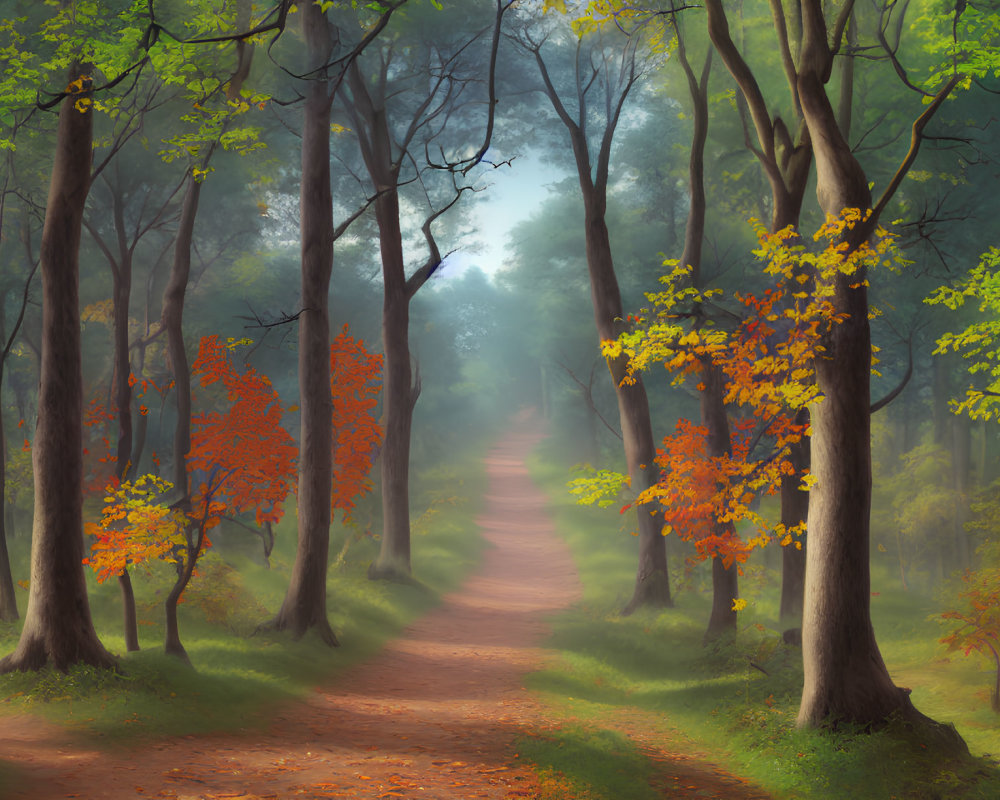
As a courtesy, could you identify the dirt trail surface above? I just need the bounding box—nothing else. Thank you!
[0,413,769,799]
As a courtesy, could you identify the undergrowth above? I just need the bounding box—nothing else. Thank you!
[520,435,1000,800]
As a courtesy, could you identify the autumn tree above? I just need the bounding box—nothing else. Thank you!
[734,0,965,738]
[164,336,296,663]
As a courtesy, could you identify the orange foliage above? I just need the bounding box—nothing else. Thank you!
[189,335,297,526]
[330,325,382,521]
[83,474,186,584]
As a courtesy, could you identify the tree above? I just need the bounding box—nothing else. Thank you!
[269,0,341,643]
[333,0,509,581]
[165,335,296,663]
[510,6,672,612]
[769,0,962,737]
[0,66,116,672]
[941,539,1000,712]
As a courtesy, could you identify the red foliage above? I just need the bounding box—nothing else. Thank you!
[189,335,298,526]
[330,325,383,521]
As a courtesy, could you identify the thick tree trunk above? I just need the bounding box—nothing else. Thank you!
[0,67,115,673]
[270,3,338,643]
[792,7,962,746]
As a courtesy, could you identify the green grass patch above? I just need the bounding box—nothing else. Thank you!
[0,442,489,746]
[515,723,660,800]
[519,436,1000,800]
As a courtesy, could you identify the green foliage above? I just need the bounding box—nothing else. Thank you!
[928,248,1000,421]
[567,464,631,508]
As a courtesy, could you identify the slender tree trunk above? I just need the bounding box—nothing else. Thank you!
[370,189,415,581]
[161,172,201,660]
[270,3,338,642]
[110,185,140,652]
[118,571,139,652]
[701,363,738,640]
[581,198,670,612]
[0,418,18,622]
[951,414,972,574]
[0,66,115,672]
[779,411,809,629]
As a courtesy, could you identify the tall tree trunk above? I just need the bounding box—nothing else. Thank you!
[161,172,202,660]
[270,3,339,642]
[529,41,670,612]
[340,59,419,583]
[585,198,671,613]
[0,67,115,672]
[792,5,962,746]
[951,413,971,574]
[704,0,813,633]
[0,418,18,622]
[779,410,809,629]
[674,35,737,639]
[700,363,738,639]
[110,183,140,652]
[370,188,415,581]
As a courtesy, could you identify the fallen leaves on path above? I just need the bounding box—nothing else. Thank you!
[0,411,770,800]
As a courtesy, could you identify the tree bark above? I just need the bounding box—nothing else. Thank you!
[586,197,670,614]
[270,2,339,642]
[529,41,670,612]
[700,363,738,640]
[779,410,809,629]
[369,187,415,581]
[161,170,203,660]
[0,414,18,622]
[339,59,417,583]
[704,0,813,631]
[0,66,115,673]
[792,3,962,746]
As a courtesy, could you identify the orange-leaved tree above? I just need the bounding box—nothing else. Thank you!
[940,540,1000,712]
[84,474,187,584]
[330,324,382,522]
[164,335,297,663]
[576,214,889,631]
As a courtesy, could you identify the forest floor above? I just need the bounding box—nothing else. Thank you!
[0,410,768,800]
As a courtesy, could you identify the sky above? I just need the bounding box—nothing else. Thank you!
[437,154,565,281]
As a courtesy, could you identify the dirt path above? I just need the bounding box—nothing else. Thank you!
[0,414,769,799]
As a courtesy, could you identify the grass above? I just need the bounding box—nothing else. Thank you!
[0,441,489,751]
[518,435,1000,800]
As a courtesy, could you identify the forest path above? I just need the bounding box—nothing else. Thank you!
[1,409,766,799]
